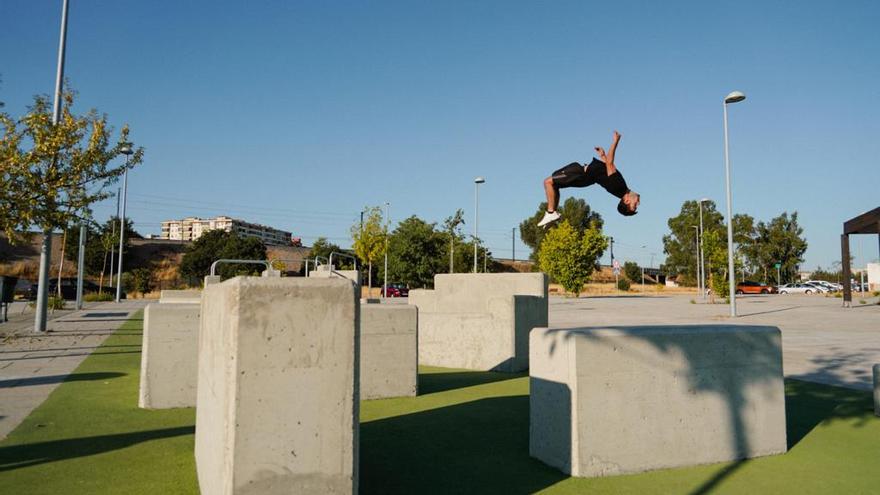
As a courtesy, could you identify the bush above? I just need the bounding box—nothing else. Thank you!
[617,278,631,291]
[623,261,641,282]
[84,291,114,302]
[31,296,65,310]
[537,221,607,297]
[873,291,880,298]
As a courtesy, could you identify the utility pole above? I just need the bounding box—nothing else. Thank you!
[512,227,516,263]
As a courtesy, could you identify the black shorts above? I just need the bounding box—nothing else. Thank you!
[550,163,591,188]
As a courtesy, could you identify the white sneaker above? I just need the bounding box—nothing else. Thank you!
[537,210,561,227]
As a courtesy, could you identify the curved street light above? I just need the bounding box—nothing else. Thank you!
[723,91,746,316]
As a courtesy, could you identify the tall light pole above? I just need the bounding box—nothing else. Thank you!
[109,189,119,290]
[692,225,700,297]
[383,202,389,298]
[35,0,71,333]
[115,143,133,303]
[723,90,746,317]
[473,177,485,273]
[698,198,709,299]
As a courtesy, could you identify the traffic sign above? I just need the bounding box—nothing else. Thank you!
[612,259,620,269]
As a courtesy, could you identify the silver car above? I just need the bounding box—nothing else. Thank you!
[779,283,822,295]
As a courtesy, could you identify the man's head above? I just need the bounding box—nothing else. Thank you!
[617,191,640,216]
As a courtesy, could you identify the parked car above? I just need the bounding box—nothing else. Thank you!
[26,278,122,300]
[735,281,777,294]
[380,283,409,298]
[806,280,838,292]
[800,281,828,293]
[779,283,821,295]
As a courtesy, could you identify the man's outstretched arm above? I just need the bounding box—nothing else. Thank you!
[605,130,621,175]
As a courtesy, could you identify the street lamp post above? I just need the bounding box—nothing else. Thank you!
[723,90,746,317]
[473,177,485,273]
[692,225,700,297]
[115,143,133,303]
[698,198,709,300]
[383,202,390,298]
[35,0,71,333]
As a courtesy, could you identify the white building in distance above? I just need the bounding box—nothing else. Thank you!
[160,216,293,246]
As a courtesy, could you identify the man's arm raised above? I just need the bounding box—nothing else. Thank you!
[605,130,621,176]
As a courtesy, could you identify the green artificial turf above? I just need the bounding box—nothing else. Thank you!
[1,313,878,494]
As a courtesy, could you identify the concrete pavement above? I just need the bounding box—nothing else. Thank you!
[0,300,149,440]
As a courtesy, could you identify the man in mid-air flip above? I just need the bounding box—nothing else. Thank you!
[538,130,640,227]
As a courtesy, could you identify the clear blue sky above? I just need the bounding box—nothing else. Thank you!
[3,1,879,270]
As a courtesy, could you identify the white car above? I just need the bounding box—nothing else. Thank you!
[807,280,838,292]
[779,283,822,294]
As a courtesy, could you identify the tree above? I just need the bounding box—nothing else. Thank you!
[179,230,267,282]
[308,237,354,269]
[520,198,602,261]
[662,200,724,285]
[0,89,143,242]
[537,220,607,297]
[351,206,387,289]
[64,217,139,277]
[748,212,807,285]
[386,216,447,288]
[623,261,641,283]
[442,209,466,273]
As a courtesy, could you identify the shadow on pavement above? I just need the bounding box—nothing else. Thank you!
[0,372,126,389]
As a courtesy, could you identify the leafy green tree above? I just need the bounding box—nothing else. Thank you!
[385,216,447,288]
[0,89,143,242]
[623,261,641,282]
[662,200,724,285]
[351,206,387,288]
[442,209,466,273]
[308,237,354,269]
[64,217,139,277]
[748,212,807,285]
[537,220,607,296]
[520,198,602,261]
[180,230,267,281]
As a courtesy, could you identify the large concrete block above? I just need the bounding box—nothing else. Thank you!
[530,325,787,477]
[138,302,200,409]
[360,304,417,399]
[195,277,359,495]
[159,289,201,304]
[309,265,361,286]
[409,273,548,372]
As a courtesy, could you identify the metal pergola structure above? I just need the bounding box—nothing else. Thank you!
[841,206,880,307]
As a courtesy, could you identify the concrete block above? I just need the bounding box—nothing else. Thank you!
[204,275,221,287]
[139,303,200,409]
[360,304,417,399]
[159,289,201,304]
[874,364,880,417]
[409,273,548,372]
[530,325,787,477]
[195,277,360,495]
[309,265,361,286]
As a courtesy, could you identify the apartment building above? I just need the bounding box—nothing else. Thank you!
[160,216,293,246]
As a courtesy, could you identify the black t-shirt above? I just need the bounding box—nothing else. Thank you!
[585,158,630,198]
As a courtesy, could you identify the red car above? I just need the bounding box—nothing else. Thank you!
[735,281,777,295]
[380,283,409,297]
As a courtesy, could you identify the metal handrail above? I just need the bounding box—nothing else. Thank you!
[270,257,318,277]
[329,251,358,272]
[209,259,272,277]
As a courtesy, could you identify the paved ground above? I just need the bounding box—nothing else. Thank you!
[549,293,880,391]
[0,300,149,440]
